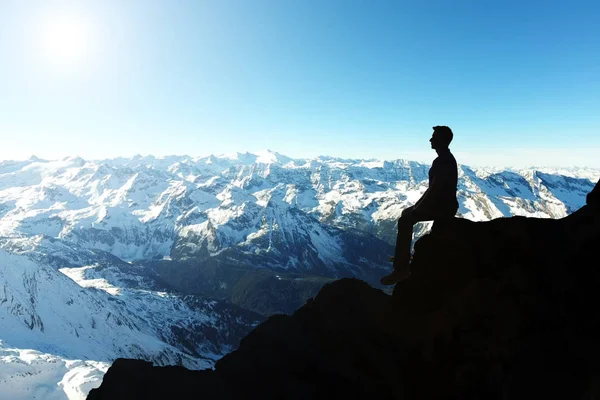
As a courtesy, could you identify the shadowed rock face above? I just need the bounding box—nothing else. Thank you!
[88,183,600,400]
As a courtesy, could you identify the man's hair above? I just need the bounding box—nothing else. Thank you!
[433,125,453,147]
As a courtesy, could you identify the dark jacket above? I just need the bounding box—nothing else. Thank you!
[415,148,458,217]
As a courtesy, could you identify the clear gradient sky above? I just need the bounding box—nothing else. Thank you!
[0,0,599,167]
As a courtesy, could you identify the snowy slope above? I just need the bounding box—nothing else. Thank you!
[0,248,199,364]
[0,236,260,399]
[0,247,204,399]
[0,345,108,400]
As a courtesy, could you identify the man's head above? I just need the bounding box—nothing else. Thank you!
[430,126,453,150]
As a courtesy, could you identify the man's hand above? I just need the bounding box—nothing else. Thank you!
[413,189,429,211]
[400,206,414,219]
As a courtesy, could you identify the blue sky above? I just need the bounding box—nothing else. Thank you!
[0,0,599,167]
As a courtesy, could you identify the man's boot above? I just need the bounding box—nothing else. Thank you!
[380,256,411,285]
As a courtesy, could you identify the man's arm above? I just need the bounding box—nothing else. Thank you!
[414,183,438,212]
[413,188,429,210]
[413,159,436,211]
[413,161,454,212]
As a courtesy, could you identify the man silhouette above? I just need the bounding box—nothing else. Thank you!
[380,126,459,285]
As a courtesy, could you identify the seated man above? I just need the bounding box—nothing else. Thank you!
[380,126,459,285]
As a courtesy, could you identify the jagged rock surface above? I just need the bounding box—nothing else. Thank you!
[88,182,600,399]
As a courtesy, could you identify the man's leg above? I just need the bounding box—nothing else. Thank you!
[380,206,437,285]
[392,208,415,274]
[380,207,415,285]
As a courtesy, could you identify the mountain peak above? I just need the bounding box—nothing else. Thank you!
[28,155,46,163]
[254,149,293,165]
[60,156,86,166]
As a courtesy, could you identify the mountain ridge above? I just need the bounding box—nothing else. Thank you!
[1,152,596,263]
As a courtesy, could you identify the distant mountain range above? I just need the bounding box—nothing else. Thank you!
[0,151,597,399]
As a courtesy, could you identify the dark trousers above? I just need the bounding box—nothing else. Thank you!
[393,205,455,272]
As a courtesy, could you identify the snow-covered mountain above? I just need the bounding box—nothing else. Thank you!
[0,234,260,398]
[1,152,596,263]
[0,150,597,399]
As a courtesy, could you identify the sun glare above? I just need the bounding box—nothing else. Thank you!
[35,11,94,72]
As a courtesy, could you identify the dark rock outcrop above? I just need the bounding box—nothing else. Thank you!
[88,182,600,399]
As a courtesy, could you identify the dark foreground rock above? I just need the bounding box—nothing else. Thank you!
[89,181,600,400]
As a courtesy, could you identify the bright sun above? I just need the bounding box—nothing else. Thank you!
[36,12,93,71]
